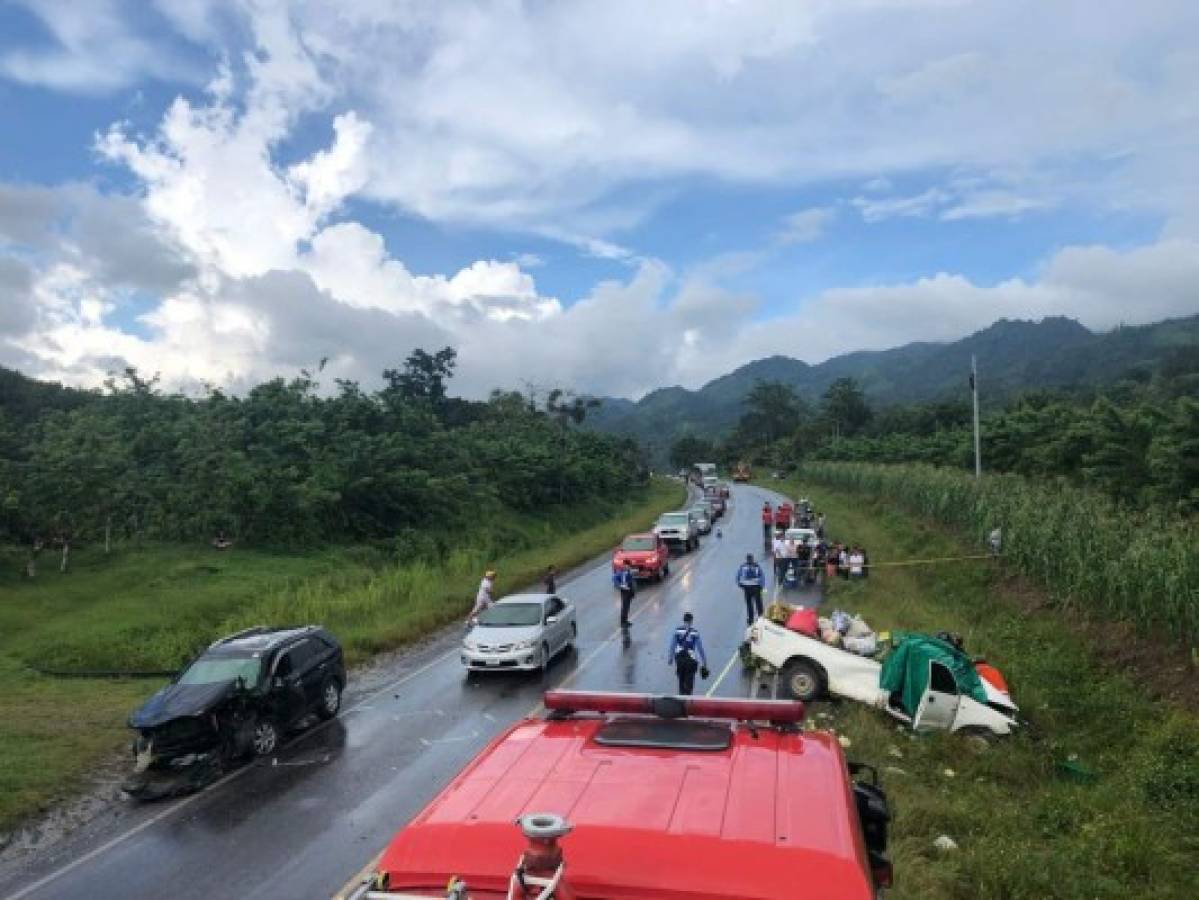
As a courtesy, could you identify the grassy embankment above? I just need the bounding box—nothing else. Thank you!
[772,474,1198,899]
[0,478,685,833]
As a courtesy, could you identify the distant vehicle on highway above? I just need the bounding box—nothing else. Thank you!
[732,461,751,482]
[703,487,726,517]
[690,500,714,533]
[612,532,671,581]
[344,691,892,899]
[462,593,577,674]
[125,625,345,799]
[653,510,699,551]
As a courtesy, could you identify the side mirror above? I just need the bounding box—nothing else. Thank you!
[545,615,559,625]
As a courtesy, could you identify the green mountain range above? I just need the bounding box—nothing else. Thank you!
[588,314,1199,458]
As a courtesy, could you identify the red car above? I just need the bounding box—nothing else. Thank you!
[611,532,670,581]
[344,692,892,899]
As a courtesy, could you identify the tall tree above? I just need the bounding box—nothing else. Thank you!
[735,380,806,447]
[820,377,872,437]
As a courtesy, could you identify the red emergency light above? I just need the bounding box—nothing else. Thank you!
[543,690,804,724]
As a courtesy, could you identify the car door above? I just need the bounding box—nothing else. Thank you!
[544,597,568,651]
[293,638,331,709]
[268,647,309,726]
[913,660,962,732]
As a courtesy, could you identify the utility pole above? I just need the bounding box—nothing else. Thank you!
[971,354,981,479]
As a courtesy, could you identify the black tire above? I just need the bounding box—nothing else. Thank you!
[780,658,825,703]
[316,678,342,720]
[566,621,578,649]
[959,725,998,751]
[540,641,551,673]
[250,716,280,757]
[663,561,670,576]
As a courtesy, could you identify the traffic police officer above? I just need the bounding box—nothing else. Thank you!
[667,612,709,696]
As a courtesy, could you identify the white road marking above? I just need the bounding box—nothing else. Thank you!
[418,731,479,747]
[704,649,741,697]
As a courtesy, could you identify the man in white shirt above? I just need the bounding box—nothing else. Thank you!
[848,550,865,578]
[771,534,787,582]
[467,569,497,622]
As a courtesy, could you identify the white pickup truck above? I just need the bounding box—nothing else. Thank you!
[745,617,1020,737]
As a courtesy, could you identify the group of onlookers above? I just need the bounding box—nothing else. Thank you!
[768,534,871,583]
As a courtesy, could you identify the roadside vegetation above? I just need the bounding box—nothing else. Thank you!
[675,343,1199,514]
[0,474,683,834]
[777,476,1198,900]
[802,461,1198,645]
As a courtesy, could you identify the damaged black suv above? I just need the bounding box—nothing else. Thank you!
[124,625,346,799]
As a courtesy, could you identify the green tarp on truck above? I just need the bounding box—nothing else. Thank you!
[879,633,989,717]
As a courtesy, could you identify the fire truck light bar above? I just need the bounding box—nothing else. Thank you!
[543,690,804,724]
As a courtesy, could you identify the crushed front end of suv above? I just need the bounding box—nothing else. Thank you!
[123,625,345,800]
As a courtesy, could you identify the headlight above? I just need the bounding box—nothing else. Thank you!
[463,639,478,651]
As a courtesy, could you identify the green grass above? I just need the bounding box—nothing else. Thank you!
[771,476,1199,900]
[0,478,685,832]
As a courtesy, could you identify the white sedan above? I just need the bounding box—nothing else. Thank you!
[462,594,577,674]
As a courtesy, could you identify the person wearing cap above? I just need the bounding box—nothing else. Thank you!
[735,553,766,625]
[612,560,636,628]
[467,569,497,623]
[667,612,709,696]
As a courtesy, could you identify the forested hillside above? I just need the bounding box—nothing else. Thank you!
[672,344,1199,514]
[592,314,1199,462]
[0,349,642,554]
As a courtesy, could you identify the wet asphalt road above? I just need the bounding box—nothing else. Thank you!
[0,484,822,900]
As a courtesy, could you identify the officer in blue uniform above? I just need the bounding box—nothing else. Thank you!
[613,561,636,628]
[735,553,766,625]
[667,612,709,695]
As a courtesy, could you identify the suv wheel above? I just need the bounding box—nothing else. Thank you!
[566,621,578,649]
[540,641,551,673]
[317,679,342,720]
[251,717,280,757]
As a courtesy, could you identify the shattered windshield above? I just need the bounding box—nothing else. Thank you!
[179,655,262,686]
[477,603,542,627]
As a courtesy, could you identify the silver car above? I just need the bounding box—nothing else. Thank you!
[462,593,577,674]
[689,502,712,534]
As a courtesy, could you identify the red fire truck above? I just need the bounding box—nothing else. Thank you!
[342,692,892,899]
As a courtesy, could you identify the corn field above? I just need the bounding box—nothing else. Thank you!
[802,461,1199,644]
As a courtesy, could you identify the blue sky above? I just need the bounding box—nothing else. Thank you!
[1,1,1197,398]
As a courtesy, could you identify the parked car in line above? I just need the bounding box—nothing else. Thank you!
[124,625,346,799]
[462,594,577,674]
[612,532,671,581]
[689,502,713,534]
[653,510,699,551]
[703,488,726,517]
[745,619,1019,738]
[344,691,893,900]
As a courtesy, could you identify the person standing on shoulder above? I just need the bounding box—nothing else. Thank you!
[467,569,497,623]
[543,565,557,594]
[667,612,709,696]
[771,531,787,583]
[761,502,774,541]
[736,553,766,625]
[613,561,636,629]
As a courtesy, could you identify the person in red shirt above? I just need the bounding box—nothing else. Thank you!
[761,502,774,541]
